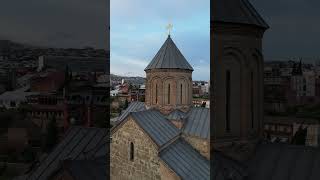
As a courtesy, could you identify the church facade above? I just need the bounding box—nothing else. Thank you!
[111,35,210,180]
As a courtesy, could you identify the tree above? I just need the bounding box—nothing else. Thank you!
[291,126,308,145]
[44,116,58,152]
[139,96,145,102]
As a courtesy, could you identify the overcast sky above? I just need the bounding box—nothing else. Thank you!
[110,0,210,80]
[0,0,109,49]
[251,0,320,62]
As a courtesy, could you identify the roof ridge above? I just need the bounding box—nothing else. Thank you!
[159,133,181,152]
[145,36,193,71]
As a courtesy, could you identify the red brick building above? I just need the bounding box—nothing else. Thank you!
[30,71,65,92]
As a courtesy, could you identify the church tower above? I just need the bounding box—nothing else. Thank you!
[212,0,269,148]
[145,35,193,114]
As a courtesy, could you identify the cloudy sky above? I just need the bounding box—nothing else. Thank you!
[110,0,210,80]
[251,0,320,62]
[0,0,109,49]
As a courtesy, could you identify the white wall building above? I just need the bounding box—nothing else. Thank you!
[0,87,38,109]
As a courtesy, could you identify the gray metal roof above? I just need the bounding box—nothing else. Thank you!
[167,109,186,121]
[64,156,107,180]
[247,143,320,180]
[131,109,180,147]
[211,151,248,180]
[117,101,146,122]
[212,0,269,29]
[144,35,194,71]
[160,138,210,180]
[183,107,210,139]
[26,126,108,180]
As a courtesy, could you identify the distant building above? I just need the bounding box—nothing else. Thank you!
[30,70,65,92]
[37,55,107,74]
[264,116,320,146]
[0,86,38,109]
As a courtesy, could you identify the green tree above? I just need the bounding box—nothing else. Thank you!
[44,116,58,152]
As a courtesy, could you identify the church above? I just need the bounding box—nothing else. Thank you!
[110,35,210,179]
[111,0,320,180]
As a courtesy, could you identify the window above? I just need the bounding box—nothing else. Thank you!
[156,84,158,104]
[168,84,171,104]
[226,70,231,132]
[130,142,134,161]
[180,84,183,104]
[10,101,16,107]
[251,71,254,129]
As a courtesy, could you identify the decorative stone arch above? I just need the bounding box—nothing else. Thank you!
[162,76,176,105]
[218,46,247,136]
[150,76,162,105]
[222,47,247,65]
[177,77,188,105]
[249,49,264,134]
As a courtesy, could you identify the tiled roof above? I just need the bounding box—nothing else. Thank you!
[25,126,108,180]
[247,143,320,180]
[212,0,269,29]
[160,138,210,180]
[131,110,180,147]
[117,101,146,122]
[183,107,210,139]
[167,109,186,121]
[144,36,193,71]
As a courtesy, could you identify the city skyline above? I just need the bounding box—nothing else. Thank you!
[110,0,210,81]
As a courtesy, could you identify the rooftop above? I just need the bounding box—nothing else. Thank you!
[212,0,269,29]
[144,35,193,71]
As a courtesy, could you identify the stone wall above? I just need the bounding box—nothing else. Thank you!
[145,69,192,114]
[111,117,161,180]
[183,135,210,159]
[212,22,265,143]
[160,160,180,180]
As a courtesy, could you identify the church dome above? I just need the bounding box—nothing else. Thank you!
[144,35,193,71]
[145,35,193,114]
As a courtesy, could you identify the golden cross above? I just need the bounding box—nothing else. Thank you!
[166,23,173,35]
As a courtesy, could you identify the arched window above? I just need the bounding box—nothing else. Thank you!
[251,71,254,129]
[226,70,231,132]
[168,84,171,104]
[130,142,134,161]
[180,84,183,104]
[156,84,158,104]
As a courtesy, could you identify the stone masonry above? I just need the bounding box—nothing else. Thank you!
[145,69,192,114]
[183,135,210,159]
[111,117,176,180]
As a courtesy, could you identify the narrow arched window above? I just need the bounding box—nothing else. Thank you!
[251,71,254,129]
[168,84,171,104]
[155,84,158,104]
[180,84,183,104]
[130,142,134,161]
[226,70,231,132]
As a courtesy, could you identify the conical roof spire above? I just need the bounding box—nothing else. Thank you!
[144,36,193,71]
